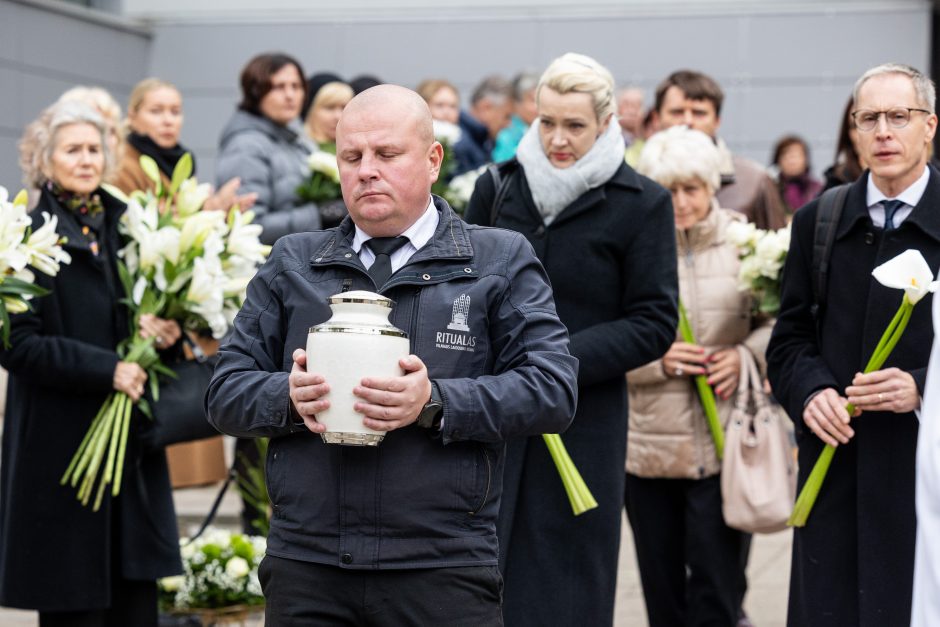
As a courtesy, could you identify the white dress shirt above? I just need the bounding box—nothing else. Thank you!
[352,197,439,273]
[866,165,930,228]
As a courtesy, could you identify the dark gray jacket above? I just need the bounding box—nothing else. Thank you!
[215,109,321,244]
[206,197,578,569]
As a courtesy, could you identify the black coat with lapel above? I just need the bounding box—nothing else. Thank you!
[465,160,678,626]
[768,167,940,626]
[0,187,181,612]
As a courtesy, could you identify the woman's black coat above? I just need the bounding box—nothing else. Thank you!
[465,160,678,626]
[0,188,181,612]
[768,169,940,626]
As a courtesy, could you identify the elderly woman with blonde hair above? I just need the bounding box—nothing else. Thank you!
[626,125,772,626]
[0,99,182,627]
[465,53,678,626]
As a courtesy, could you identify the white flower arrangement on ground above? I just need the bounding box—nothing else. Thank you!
[726,220,791,315]
[61,154,271,510]
[160,527,266,611]
[0,187,71,346]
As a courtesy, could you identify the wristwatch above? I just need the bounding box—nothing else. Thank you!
[416,382,444,429]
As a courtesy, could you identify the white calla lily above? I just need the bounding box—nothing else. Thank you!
[871,249,939,305]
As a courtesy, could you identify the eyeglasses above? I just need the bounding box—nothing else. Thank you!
[851,107,932,131]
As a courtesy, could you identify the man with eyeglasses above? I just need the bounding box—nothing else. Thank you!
[768,63,940,626]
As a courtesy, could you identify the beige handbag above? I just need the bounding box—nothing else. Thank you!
[720,347,797,534]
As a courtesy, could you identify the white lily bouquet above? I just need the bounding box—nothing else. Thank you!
[428,120,480,214]
[788,249,937,526]
[0,187,71,346]
[726,221,791,315]
[159,527,265,612]
[62,154,271,510]
[296,151,342,205]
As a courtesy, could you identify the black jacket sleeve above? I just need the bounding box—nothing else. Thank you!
[766,202,840,426]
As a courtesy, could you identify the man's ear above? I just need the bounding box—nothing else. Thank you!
[428,141,444,184]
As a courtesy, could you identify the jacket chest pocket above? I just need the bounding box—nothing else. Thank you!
[396,282,490,378]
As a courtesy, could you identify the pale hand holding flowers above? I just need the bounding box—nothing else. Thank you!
[0,187,71,346]
[788,249,937,527]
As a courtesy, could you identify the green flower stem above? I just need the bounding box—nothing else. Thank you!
[789,296,913,527]
[61,395,111,485]
[678,300,724,459]
[788,443,835,526]
[113,394,132,497]
[542,433,598,516]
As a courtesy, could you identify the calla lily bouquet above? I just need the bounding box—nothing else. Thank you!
[296,151,342,205]
[62,154,271,510]
[726,221,791,315]
[789,249,938,526]
[159,527,265,612]
[0,187,71,347]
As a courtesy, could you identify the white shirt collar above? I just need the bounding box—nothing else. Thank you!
[865,165,930,229]
[866,165,930,208]
[352,197,438,272]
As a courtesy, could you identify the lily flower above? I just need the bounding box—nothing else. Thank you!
[871,248,939,305]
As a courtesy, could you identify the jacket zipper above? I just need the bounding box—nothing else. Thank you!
[679,231,708,478]
[469,446,492,516]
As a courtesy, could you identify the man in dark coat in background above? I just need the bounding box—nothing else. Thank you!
[767,63,940,626]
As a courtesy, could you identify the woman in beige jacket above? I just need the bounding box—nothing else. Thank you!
[627,126,772,626]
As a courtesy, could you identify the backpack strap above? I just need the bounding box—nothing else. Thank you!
[486,160,518,226]
[810,184,850,321]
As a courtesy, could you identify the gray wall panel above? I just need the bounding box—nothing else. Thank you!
[0,0,150,189]
[0,1,930,189]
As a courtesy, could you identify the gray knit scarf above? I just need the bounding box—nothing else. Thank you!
[515,116,626,224]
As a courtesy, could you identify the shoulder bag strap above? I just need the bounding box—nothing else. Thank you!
[811,184,850,320]
[488,161,517,226]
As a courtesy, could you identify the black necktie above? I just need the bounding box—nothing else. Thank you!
[883,199,906,231]
[366,236,409,288]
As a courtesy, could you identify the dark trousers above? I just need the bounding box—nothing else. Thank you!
[38,577,157,627]
[260,554,503,626]
[624,473,745,627]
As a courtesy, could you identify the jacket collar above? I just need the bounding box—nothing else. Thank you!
[36,185,126,255]
[550,162,645,226]
[311,195,473,265]
[221,109,308,148]
[837,165,940,243]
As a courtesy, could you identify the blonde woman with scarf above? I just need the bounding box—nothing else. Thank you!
[465,52,678,626]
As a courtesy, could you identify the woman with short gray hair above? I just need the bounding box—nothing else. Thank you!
[0,99,182,627]
[627,125,772,626]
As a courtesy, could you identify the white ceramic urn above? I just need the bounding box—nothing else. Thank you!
[306,290,409,446]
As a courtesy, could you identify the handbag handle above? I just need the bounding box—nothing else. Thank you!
[737,346,770,412]
[733,345,752,411]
